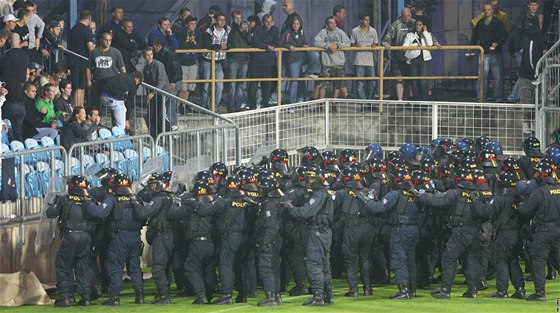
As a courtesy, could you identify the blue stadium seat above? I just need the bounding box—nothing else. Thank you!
[53,159,65,177]
[1,143,10,153]
[23,164,40,198]
[156,146,170,171]
[111,127,134,151]
[142,147,151,162]
[98,128,113,140]
[40,136,62,160]
[70,157,81,175]
[121,149,139,181]
[95,153,110,168]
[24,138,46,163]
[2,119,12,143]
[35,161,50,197]
[9,140,30,165]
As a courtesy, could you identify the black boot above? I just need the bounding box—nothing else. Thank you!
[344,288,359,297]
[408,283,417,298]
[431,286,451,299]
[152,291,171,304]
[102,295,120,306]
[77,298,91,306]
[235,293,247,303]
[363,286,373,296]
[526,291,546,301]
[547,270,556,280]
[390,284,411,300]
[488,290,508,298]
[134,289,144,304]
[257,291,278,306]
[54,297,72,308]
[324,289,333,304]
[289,284,308,296]
[275,293,282,304]
[303,291,325,306]
[192,294,208,304]
[476,278,488,290]
[511,287,526,299]
[212,294,232,305]
[91,285,103,301]
[462,286,477,298]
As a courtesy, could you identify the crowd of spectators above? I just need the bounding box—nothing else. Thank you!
[0,0,550,151]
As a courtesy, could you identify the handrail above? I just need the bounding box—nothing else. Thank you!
[61,46,89,61]
[535,38,560,79]
[176,45,485,111]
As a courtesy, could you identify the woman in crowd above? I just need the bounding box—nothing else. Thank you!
[61,106,88,151]
[279,16,308,105]
[403,16,434,101]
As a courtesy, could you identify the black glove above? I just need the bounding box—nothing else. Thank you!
[283,199,294,209]
[356,191,369,203]
[176,183,187,195]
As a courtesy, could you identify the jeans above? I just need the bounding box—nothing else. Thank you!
[201,60,224,110]
[33,127,58,140]
[100,95,126,131]
[508,52,522,101]
[227,60,248,112]
[408,58,429,101]
[167,83,179,127]
[284,60,302,104]
[355,65,376,100]
[477,54,504,102]
[297,51,321,101]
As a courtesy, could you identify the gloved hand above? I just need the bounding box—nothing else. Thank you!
[356,191,370,203]
[173,195,182,206]
[176,183,186,195]
[48,195,62,207]
[367,189,378,200]
[283,199,294,209]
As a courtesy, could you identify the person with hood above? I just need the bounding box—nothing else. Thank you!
[518,25,543,105]
[314,16,351,100]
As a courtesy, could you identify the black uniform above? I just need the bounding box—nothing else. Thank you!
[366,189,420,296]
[88,186,113,292]
[170,196,218,302]
[283,185,311,294]
[519,177,560,299]
[518,155,541,181]
[367,177,391,284]
[47,195,98,303]
[288,187,334,304]
[474,188,525,297]
[213,191,253,300]
[334,187,373,295]
[139,191,177,301]
[85,195,146,299]
[418,187,484,296]
[253,192,284,300]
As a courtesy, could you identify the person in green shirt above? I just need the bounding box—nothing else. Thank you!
[35,83,67,124]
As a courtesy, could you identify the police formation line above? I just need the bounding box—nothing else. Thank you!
[45,136,560,307]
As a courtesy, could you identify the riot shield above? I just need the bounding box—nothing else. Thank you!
[36,176,66,246]
[169,155,214,192]
[133,157,163,193]
[247,142,276,166]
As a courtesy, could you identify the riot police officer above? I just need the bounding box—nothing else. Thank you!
[47,176,98,307]
[84,174,146,306]
[254,176,284,306]
[418,168,484,299]
[141,173,178,304]
[519,162,560,301]
[269,148,291,189]
[474,172,526,299]
[286,168,334,306]
[212,176,253,304]
[364,168,420,299]
[210,162,229,194]
[335,167,373,297]
[518,137,545,180]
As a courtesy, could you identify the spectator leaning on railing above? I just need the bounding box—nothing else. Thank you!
[201,12,230,111]
[176,15,199,106]
[314,15,351,100]
[227,10,251,113]
[279,15,307,105]
[350,12,378,101]
[403,16,435,101]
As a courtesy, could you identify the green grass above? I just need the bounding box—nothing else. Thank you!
[2,273,558,313]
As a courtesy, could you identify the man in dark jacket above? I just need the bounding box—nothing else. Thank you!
[176,15,199,103]
[247,14,279,110]
[518,25,543,105]
[99,71,142,131]
[112,19,148,73]
[226,10,251,112]
[153,38,181,130]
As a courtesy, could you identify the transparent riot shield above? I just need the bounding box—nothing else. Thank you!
[247,142,276,166]
[169,155,214,192]
[133,157,164,193]
[36,176,66,246]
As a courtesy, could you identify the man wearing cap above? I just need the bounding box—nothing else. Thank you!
[40,20,65,72]
[28,62,42,83]
[3,14,17,32]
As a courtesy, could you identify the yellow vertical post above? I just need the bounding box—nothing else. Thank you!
[211,51,216,112]
[478,48,484,103]
[379,48,384,112]
[277,50,282,106]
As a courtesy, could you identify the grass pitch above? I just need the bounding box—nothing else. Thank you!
[2,274,558,313]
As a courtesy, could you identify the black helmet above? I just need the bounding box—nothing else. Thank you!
[411,169,433,192]
[454,168,475,190]
[478,149,498,168]
[437,164,452,179]
[210,162,228,186]
[258,175,284,197]
[386,150,402,162]
[536,161,556,180]
[233,165,247,176]
[68,175,90,196]
[162,171,172,186]
[460,158,479,171]
[294,166,310,187]
[238,169,258,192]
[225,176,245,197]
[475,136,490,152]
[388,157,408,173]
[147,173,164,192]
[303,167,326,190]
[342,167,363,189]
[421,157,436,176]
[96,168,118,188]
[338,149,358,168]
[501,158,521,173]
[523,137,545,158]
[461,138,475,150]
[462,150,478,162]
[321,151,340,172]
[256,168,274,183]
[368,157,388,180]
[195,170,215,186]
[270,148,289,174]
[392,168,413,190]
[439,138,455,153]
[191,180,214,202]
[112,173,133,195]
[299,146,322,167]
[498,172,518,188]
[472,169,489,190]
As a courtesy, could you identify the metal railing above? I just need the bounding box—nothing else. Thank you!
[534,37,560,146]
[221,99,533,162]
[176,45,485,112]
